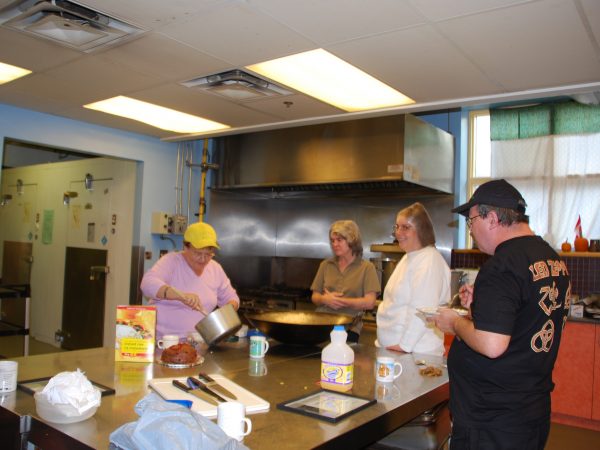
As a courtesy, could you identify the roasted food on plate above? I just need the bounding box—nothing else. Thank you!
[160,343,198,364]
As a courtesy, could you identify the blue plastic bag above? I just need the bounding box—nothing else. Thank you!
[109,393,248,450]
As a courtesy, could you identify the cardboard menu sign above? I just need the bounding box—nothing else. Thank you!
[115,305,156,362]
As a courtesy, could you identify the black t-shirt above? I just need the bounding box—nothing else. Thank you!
[448,235,571,429]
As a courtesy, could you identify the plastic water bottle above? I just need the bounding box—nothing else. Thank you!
[320,325,354,392]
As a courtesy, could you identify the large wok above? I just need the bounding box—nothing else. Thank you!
[245,311,355,346]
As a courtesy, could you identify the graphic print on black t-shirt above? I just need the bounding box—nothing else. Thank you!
[529,259,571,353]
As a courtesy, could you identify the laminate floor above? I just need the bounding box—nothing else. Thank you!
[366,420,600,449]
[546,423,600,449]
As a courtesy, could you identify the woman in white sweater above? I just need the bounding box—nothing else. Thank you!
[376,202,450,356]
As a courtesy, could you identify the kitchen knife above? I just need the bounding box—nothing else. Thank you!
[197,372,238,400]
[187,377,228,403]
[171,379,220,406]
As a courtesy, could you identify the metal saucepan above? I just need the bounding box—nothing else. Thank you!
[195,303,242,346]
[245,311,355,346]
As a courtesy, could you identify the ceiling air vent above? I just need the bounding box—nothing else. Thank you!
[181,69,293,102]
[0,0,145,52]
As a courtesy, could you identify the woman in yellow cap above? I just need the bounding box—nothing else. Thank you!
[141,222,239,339]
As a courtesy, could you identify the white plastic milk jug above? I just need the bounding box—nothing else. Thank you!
[320,325,354,392]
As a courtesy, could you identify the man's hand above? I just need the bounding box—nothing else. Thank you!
[458,284,474,309]
[432,308,463,335]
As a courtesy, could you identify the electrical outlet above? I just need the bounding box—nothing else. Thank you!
[144,251,152,260]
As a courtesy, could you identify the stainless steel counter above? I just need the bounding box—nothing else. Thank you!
[1,329,448,449]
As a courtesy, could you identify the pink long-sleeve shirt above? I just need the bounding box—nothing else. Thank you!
[140,252,239,339]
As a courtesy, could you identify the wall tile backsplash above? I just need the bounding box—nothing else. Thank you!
[451,250,600,297]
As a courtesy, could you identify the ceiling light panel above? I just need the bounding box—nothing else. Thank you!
[84,96,230,134]
[246,49,414,112]
[0,61,32,84]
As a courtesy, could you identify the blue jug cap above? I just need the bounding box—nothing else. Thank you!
[333,325,344,331]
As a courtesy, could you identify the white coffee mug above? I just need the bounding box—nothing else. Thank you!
[217,401,252,442]
[0,361,18,393]
[157,334,179,349]
[375,356,403,382]
[249,335,269,359]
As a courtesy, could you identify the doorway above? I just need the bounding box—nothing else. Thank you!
[61,247,107,350]
[0,140,139,351]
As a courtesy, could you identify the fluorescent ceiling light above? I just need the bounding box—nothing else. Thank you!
[246,49,414,112]
[84,96,230,134]
[0,62,32,85]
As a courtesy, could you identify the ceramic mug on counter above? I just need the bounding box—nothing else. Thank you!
[375,356,403,383]
[0,361,18,393]
[217,401,252,442]
[249,335,269,359]
[157,334,179,349]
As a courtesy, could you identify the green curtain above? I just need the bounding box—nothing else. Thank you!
[490,101,600,141]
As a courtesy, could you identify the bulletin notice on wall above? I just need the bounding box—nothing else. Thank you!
[42,209,54,244]
[115,305,157,362]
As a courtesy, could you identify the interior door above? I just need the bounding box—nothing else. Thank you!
[61,247,107,350]
[60,178,112,350]
[0,182,37,283]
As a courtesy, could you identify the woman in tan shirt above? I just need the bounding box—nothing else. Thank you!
[311,220,380,343]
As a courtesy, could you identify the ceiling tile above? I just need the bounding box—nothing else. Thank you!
[41,55,164,102]
[0,73,81,104]
[330,25,502,102]
[0,88,71,116]
[131,84,283,127]
[241,93,343,121]
[408,0,535,22]
[580,0,600,48]
[250,0,425,44]
[100,32,230,82]
[0,28,81,71]
[437,0,600,90]
[159,2,315,66]
[75,0,224,29]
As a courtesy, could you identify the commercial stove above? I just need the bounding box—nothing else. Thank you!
[237,285,313,315]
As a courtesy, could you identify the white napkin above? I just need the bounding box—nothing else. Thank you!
[40,369,101,414]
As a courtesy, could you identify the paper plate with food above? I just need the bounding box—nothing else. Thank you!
[417,306,468,318]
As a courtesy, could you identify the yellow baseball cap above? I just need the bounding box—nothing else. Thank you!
[183,222,220,249]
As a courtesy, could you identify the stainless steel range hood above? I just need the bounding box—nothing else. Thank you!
[213,114,454,197]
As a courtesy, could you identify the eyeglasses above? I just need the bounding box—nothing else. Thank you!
[392,223,412,233]
[466,214,482,229]
[187,249,215,260]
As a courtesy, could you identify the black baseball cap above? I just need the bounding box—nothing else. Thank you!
[452,179,527,217]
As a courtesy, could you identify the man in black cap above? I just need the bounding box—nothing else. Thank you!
[434,179,571,450]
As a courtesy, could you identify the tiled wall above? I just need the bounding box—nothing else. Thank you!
[451,250,600,297]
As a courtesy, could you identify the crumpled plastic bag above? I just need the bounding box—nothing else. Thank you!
[40,369,101,414]
[109,393,249,450]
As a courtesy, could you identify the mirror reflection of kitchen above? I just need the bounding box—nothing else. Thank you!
[0,140,138,357]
